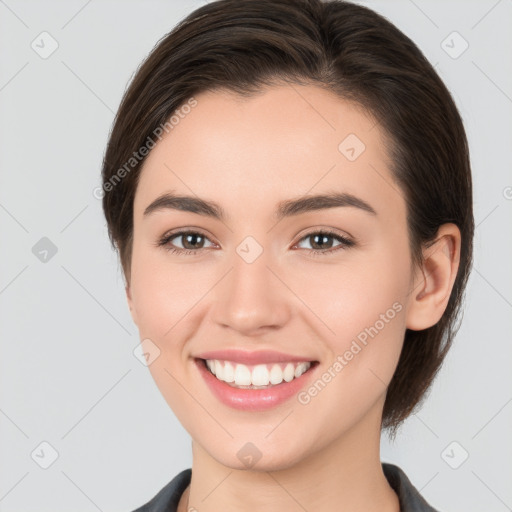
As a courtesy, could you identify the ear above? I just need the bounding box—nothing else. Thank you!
[405,223,461,331]
[125,283,138,326]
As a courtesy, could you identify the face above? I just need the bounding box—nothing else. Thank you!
[127,84,417,471]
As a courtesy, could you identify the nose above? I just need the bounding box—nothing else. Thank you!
[210,245,292,336]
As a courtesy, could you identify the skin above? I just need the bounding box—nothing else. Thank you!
[125,83,461,512]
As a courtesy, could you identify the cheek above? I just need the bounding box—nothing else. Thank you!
[129,247,211,420]
[292,263,408,428]
[129,243,217,342]
[287,250,409,391]
[287,247,409,337]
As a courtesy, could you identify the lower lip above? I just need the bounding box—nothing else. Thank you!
[194,358,319,411]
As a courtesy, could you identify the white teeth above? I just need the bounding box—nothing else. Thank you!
[269,364,283,385]
[223,361,235,382]
[252,364,270,386]
[295,363,309,378]
[233,363,251,385]
[204,359,312,387]
[283,363,295,382]
[214,360,223,379]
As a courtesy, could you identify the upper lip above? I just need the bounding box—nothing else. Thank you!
[195,349,316,365]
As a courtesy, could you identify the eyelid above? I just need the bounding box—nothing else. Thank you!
[292,228,355,254]
[157,227,218,248]
[293,226,355,244]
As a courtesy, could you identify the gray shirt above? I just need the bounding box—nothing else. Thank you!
[131,462,440,511]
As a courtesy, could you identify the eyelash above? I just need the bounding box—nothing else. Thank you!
[156,228,355,257]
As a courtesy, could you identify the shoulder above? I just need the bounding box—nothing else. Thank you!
[130,468,192,512]
[382,462,441,512]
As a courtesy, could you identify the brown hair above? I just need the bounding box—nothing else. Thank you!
[101,0,474,436]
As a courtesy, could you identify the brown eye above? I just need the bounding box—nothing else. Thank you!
[158,230,215,254]
[308,233,335,250]
[295,230,355,256]
[176,232,207,250]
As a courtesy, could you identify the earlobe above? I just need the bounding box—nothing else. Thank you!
[125,284,138,326]
[405,223,461,331]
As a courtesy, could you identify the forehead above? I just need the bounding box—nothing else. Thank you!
[134,84,404,224]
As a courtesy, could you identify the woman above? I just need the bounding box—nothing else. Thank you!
[101,0,474,510]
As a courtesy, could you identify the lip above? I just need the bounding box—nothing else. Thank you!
[194,357,320,411]
[194,349,315,365]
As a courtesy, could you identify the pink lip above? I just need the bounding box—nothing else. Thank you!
[194,358,319,412]
[194,349,315,365]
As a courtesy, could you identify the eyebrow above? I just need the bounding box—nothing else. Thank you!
[143,190,377,221]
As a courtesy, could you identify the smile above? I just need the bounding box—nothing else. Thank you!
[195,358,319,411]
[205,359,312,389]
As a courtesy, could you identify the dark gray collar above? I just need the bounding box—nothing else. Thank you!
[382,463,440,511]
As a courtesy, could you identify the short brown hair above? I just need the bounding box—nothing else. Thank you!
[101,0,474,436]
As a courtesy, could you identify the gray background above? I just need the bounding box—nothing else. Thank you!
[1,0,511,510]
